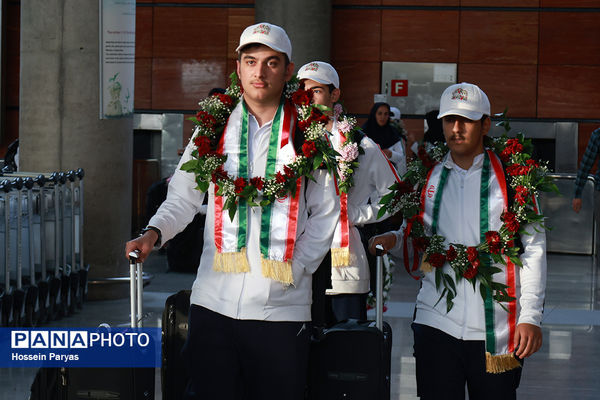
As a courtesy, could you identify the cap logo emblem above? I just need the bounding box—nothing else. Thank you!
[253,24,271,35]
[451,88,468,101]
[306,62,319,72]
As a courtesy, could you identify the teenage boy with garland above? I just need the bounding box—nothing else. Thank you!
[125,23,339,400]
[297,61,399,321]
[369,82,547,400]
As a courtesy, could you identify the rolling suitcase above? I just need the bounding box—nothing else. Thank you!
[307,245,392,400]
[161,289,191,400]
[30,251,155,400]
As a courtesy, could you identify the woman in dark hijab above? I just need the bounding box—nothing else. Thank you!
[362,102,406,175]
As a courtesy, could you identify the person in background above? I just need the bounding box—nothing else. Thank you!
[424,109,445,146]
[572,126,600,213]
[362,102,407,177]
[297,61,399,322]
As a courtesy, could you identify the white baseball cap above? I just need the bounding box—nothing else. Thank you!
[437,82,490,121]
[235,22,292,61]
[389,106,401,122]
[297,61,340,89]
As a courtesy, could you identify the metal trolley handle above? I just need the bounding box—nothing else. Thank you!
[375,244,385,331]
[128,250,143,328]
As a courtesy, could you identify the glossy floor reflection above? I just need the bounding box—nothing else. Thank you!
[2,252,599,399]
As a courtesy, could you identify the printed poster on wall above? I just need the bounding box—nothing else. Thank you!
[99,0,135,119]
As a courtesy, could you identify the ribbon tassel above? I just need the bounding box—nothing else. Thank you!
[261,257,294,285]
[213,248,250,274]
[485,352,521,374]
[331,247,351,268]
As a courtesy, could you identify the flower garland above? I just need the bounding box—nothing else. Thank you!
[331,103,363,192]
[378,114,558,311]
[181,72,340,220]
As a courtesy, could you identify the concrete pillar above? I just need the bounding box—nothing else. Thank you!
[254,0,332,70]
[20,0,132,299]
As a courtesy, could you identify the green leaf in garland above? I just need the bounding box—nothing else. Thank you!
[228,205,237,222]
[197,180,209,193]
[434,288,447,309]
[480,283,487,301]
[435,266,443,289]
[181,159,200,172]
[312,153,323,170]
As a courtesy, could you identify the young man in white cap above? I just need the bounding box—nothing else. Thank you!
[369,82,547,399]
[126,23,339,400]
[297,61,399,322]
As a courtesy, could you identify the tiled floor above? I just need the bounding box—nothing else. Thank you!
[2,251,599,399]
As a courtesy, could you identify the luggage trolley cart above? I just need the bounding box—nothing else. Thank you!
[73,168,88,306]
[0,179,14,326]
[31,174,51,325]
[65,169,86,312]
[44,172,65,321]
[8,177,27,326]
[55,172,73,317]
[22,176,41,326]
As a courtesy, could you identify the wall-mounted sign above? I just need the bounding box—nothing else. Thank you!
[381,62,456,115]
[99,0,135,119]
[390,79,408,97]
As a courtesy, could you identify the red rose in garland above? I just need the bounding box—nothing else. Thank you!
[275,171,286,184]
[463,264,479,279]
[446,245,457,262]
[467,246,479,263]
[211,165,228,184]
[502,211,520,233]
[215,93,233,107]
[196,111,217,128]
[298,119,310,131]
[418,146,437,169]
[194,135,211,157]
[302,141,317,158]
[283,165,295,178]
[515,185,529,205]
[428,253,446,268]
[308,107,329,125]
[396,180,414,195]
[250,177,264,191]
[291,89,312,106]
[485,231,502,254]
[234,177,247,194]
[506,164,528,176]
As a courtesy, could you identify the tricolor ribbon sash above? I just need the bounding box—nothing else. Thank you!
[422,151,520,373]
[330,120,351,267]
[213,100,301,284]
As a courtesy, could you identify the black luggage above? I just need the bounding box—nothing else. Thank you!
[307,245,392,400]
[161,289,191,400]
[30,252,155,400]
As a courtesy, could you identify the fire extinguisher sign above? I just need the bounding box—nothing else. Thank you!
[391,80,408,97]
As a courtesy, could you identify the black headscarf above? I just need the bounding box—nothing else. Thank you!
[362,102,403,149]
[424,109,445,145]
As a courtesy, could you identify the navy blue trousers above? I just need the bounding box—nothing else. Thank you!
[182,305,311,400]
[412,323,523,400]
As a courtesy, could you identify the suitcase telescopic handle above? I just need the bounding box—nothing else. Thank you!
[128,250,143,328]
[375,244,385,331]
